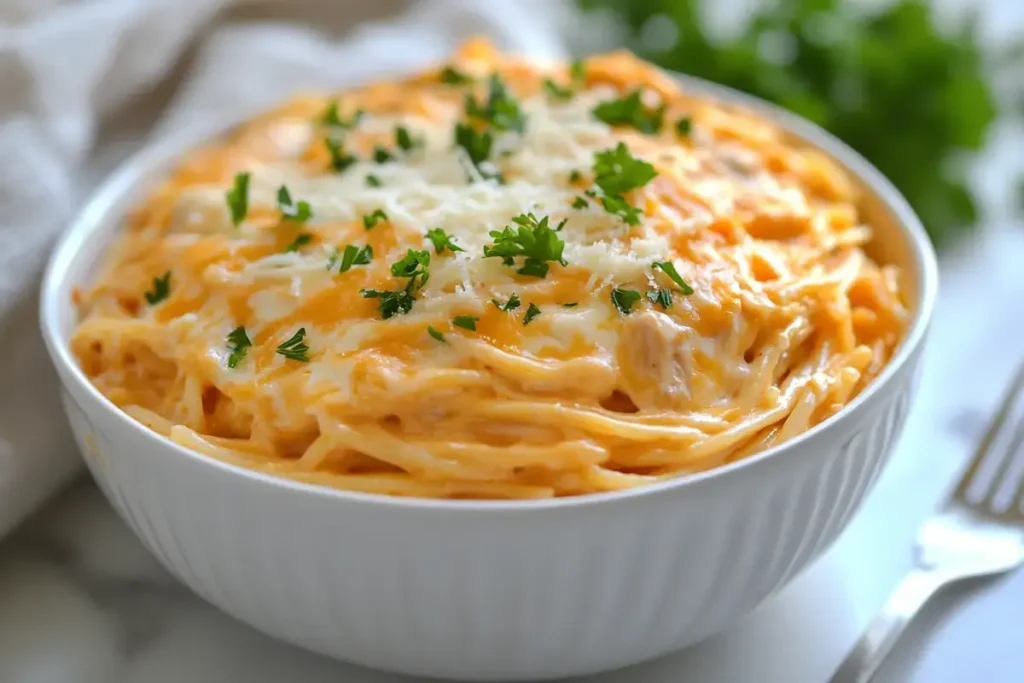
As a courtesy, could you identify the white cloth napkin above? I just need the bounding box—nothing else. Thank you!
[0,0,569,538]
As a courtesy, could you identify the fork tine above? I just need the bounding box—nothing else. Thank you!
[954,362,1024,507]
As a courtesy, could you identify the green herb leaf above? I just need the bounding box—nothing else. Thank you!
[390,249,431,284]
[652,261,694,294]
[465,73,526,133]
[226,326,252,369]
[276,328,310,362]
[570,59,585,84]
[439,65,472,85]
[610,287,642,314]
[395,126,420,152]
[647,288,672,309]
[491,293,521,311]
[599,194,643,225]
[373,146,395,163]
[483,213,568,278]
[225,172,250,226]
[453,315,479,331]
[144,271,171,305]
[360,288,415,319]
[593,142,658,195]
[428,325,446,342]
[425,227,465,254]
[325,138,357,173]
[363,208,389,229]
[365,174,382,187]
[523,302,542,325]
[543,78,574,100]
[454,122,499,180]
[562,302,578,308]
[320,102,363,129]
[675,116,693,137]
[284,233,313,252]
[593,90,665,134]
[276,185,313,222]
[572,196,589,210]
[329,244,373,273]
[568,169,583,183]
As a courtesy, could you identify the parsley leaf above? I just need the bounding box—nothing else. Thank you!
[592,90,665,134]
[568,169,583,183]
[276,328,310,362]
[647,288,672,309]
[363,209,389,229]
[610,287,642,314]
[373,146,395,163]
[144,271,171,305]
[428,325,446,342]
[543,78,574,100]
[395,126,420,152]
[390,249,431,287]
[465,74,526,133]
[328,244,373,273]
[523,303,542,325]
[225,173,250,226]
[491,293,521,311]
[676,116,693,137]
[482,213,568,278]
[320,102,363,129]
[652,261,695,294]
[570,59,585,84]
[276,186,313,222]
[225,326,252,369]
[425,227,464,254]
[562,302,578,308]
[454,122,500,181]
[598,193,643,225]
[572,196,589,210]
[365,174,381,187]
[593,142,658,195]
[360,288,415,319]
[325,138,357,173]
[439,65,472,85]
[284,233,312,252]
[453,315,479,331]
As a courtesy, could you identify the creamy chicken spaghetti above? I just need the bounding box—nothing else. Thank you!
[71,40,907,499]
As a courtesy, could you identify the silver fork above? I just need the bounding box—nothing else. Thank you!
[829,364,1024,683]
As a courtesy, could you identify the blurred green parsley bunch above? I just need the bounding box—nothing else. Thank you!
[577,0,1017,248]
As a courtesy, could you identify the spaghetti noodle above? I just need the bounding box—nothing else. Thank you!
[71,39,907,499]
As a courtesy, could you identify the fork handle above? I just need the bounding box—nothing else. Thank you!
[828,567,950,683]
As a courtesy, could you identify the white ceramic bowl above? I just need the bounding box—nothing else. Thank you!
[40,76,937,681]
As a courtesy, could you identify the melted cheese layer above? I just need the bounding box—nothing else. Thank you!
[71,39,907,499]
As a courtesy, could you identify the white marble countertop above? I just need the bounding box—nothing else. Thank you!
[2,3,1024,678]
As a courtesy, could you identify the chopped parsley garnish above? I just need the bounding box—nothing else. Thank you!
[491,293,521,311]
[465,74,526,133]
[276,328,310,362]
[395,126,420,152]
[482,213,567,278]
[523,303,541,325]
[363,209,389,229]
[562,302,578,308]
[597,193,643,226]
[592,90,665,134]
[225,173,250,226]
[570,59,585,84]
[373,146,395,163]
[452,315,479,332]
[284,233,313,252]
[571,196,589,210]
[320,102,363,129]
[647,288,672,309]
[144,271,171,305]
[428,326,446,342]
[543,78,574,100]
[360,288,415,319]
[439,65,472,85]
[610,287,642,314]
[390,249,431,287]
[593,142,658,196]
[365,174,381,187]
[425,227,464,254]
[568,169,583,183]
[276,186,312,222]
[676,116,693,137]
[325,138,357,173]
[652,261,695,295]
[454,123,499,181]
[328,244,373,273]
[225,326,252,369]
